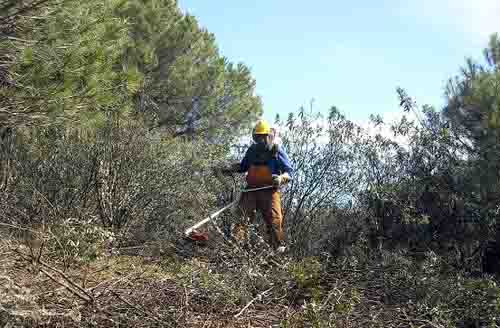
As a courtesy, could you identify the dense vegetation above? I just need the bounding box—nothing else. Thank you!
[2,1,500,327]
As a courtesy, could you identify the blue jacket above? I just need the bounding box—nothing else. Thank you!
[238,144,294,177]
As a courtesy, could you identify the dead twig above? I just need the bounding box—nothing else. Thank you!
[91,270,142,299]
[39,267,92,303]
[38,258,94,302]
[234,287,273,319]
[0,222,44,235]
[13,248,95,302]
[110,290,170,326]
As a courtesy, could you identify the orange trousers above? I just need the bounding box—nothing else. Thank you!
[233,189,284,248]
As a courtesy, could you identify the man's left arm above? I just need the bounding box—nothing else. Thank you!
[273,149,294,186]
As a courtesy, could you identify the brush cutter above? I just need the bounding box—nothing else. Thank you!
[184,185,274,239]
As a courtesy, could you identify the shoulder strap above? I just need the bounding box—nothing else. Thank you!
[271,143,279,159]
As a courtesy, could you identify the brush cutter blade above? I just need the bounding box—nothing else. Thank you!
[186,230,209,242]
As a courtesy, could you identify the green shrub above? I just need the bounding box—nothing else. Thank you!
[46,217,114,266]
[288,257,321,290]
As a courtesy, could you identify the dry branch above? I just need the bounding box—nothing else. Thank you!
[39,267,92,303]
[234,287,273,319]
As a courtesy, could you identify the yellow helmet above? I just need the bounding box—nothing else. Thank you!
[253,120,271,135]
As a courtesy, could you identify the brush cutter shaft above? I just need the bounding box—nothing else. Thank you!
[242,185,274,193]
[184,185,274,236]
[184,200,237,236]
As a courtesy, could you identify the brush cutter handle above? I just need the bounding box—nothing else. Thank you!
[184,185,274,236]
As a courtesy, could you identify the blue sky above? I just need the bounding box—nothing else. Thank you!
[178,1,499,125]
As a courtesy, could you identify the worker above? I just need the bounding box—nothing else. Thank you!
[221,120,294,253]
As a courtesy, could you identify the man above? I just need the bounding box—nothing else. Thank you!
[222,120,294,253]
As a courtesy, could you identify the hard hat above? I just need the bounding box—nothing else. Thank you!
[253,120,271,135]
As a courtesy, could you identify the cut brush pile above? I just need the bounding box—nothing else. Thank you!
[2,223,500,328]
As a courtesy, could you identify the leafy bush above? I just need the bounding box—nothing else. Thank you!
[46,217,115,267]
[288,257,321,290]
[2,118,230,248]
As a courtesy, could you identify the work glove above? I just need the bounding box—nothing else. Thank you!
[272,173,291,187]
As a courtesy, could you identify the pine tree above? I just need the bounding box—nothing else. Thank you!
[1,0,263,139]
[444,33,500,244]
